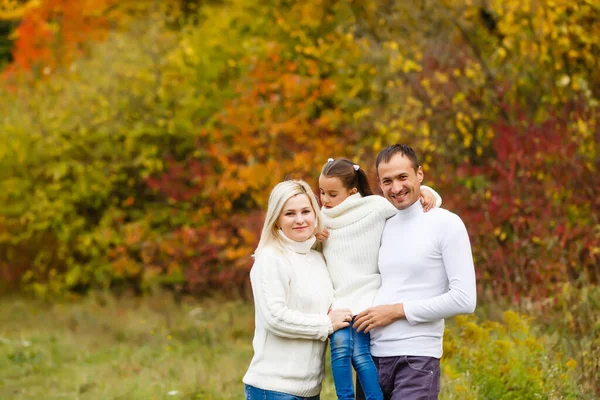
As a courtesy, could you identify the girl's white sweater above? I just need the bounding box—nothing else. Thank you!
[321,188,441,315]
[243,232,334,397]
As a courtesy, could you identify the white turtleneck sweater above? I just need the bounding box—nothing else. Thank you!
[370,200,477,359]
[243,232,334,397]
[321,187,441,315]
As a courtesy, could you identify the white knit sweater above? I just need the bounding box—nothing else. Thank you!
[321,187,441,315]
[243,232,334,397]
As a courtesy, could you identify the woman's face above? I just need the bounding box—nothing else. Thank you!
[319,175,357,209]
[277,194,316,242]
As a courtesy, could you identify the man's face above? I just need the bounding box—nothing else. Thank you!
[378,153,424,210]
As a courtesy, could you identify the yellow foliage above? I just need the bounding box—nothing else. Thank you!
[503,310,530,334]
[0,0,37,20]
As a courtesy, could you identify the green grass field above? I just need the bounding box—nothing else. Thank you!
[0,293,258,400]
[0,291,590,399]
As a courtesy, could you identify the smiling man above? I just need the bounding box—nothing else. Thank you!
[354,144,477,400]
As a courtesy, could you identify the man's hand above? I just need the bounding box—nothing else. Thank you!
[315,229,330,242]
[353,304,405,333]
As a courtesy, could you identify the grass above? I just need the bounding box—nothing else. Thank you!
[0,292,256,400]
[0,290,591,399]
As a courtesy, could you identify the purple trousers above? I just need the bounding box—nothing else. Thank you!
[355,355,440,400]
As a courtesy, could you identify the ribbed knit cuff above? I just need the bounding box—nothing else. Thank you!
[327,321,334,337]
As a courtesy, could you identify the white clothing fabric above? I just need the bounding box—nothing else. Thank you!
[243,231,334,397]
[370,200,477,358]
[321,187,442,315]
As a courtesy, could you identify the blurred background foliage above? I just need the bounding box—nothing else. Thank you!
[0,0,598,396]
[1,0,597,299]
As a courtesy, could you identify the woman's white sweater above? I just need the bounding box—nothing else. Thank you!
[243,232,334,397]
[321,187,441,315]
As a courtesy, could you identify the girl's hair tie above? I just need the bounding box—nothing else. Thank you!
[327,158,334,162]
[353,164,360,171]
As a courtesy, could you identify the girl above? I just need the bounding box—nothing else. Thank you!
[318,158,441,400]
[243,179,353,400]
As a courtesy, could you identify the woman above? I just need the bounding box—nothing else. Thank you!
[243,180,352,400]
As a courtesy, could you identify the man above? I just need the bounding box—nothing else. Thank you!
[354,144,477,400]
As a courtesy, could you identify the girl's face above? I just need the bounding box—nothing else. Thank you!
[277,194,316,242]
[318,175,357,209]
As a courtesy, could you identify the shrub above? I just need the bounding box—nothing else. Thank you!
[442,311,582,399]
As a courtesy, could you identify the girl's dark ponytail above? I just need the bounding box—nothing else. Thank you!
[355,168,373,197]
[321,158,374,197]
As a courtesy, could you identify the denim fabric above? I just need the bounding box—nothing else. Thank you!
[330,323,383,400]
[355,355,440,400]
[244,385,320,400]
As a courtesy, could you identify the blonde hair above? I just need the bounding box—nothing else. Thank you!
[255,180,323,254]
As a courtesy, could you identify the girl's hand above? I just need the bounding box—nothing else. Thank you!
[420,188,436,212]
[315,229,330,242]
[328,308,352,332]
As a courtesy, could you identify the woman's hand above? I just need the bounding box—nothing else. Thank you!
[315,229,330,242]
[420,188,436,212]
[328,308,353,332]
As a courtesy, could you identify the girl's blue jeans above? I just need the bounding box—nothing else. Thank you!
[244,384,320,400]
[330,322,383,400]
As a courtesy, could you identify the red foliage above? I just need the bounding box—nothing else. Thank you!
[105,211,263,296]
[145,157,207,202]
[447,109,599,301]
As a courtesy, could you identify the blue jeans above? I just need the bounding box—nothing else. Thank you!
[244,384,320,400]
[330,323,383,400]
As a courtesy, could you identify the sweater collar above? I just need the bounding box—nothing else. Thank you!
[396,199,423,221]
[321,193,394,228]
[321,193,363,218]
[278,230,316,254]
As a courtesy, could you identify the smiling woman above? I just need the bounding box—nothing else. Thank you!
[276,194,316,242]
[243,179,353,400]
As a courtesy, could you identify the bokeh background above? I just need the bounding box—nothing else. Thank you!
[0,0,598,399]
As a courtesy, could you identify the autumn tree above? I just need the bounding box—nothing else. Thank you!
[0,0,597,300]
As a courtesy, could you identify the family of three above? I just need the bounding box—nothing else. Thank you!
[242,144,477,400]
